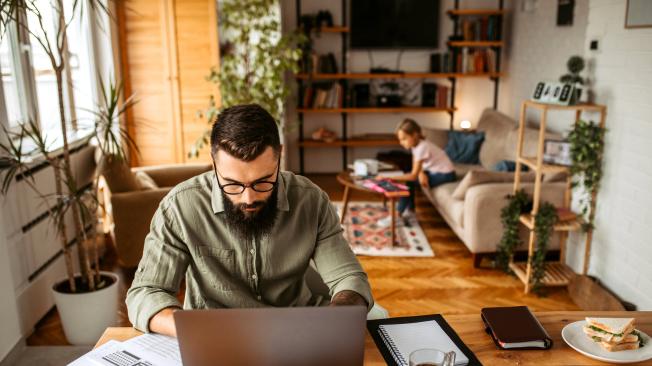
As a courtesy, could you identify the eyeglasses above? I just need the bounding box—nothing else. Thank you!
[213,158,280,195]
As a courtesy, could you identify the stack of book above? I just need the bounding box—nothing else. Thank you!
[456,48,497,74]
[430,52,456,73]
[460,16,501,41]
[302,83,343,109]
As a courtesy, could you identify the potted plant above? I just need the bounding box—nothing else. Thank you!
[0,1,136,344]
[188,0,306,159]
[560,55,586,104]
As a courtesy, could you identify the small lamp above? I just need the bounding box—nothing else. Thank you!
[460,120,472,130]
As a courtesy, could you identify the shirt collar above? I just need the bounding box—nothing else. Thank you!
[211,171,290,214]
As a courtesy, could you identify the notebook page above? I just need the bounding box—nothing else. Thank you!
[379,320,469,366]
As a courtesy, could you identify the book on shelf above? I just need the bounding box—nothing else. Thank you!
[302,82,343,109]
[460,16,501,41]
[456,48,497,74]
[305,52,338,74]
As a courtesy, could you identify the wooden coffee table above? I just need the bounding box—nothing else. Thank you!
[336,171,409,246]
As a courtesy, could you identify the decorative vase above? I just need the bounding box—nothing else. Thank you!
[51,271,119,345]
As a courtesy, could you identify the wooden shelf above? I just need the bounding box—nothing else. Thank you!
[298,139,399,148]
[447,9,506,16]
[519,213,582,232]
[297,107,456,114]
[295,72,503,80]
[518,157,569,174]
[312,26,349,33]
[509,262,575,288]
[448,41,503,47]
[523,100,607,111]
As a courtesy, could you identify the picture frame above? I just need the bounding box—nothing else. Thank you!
[543,139,572,166]
[625,0,652,29]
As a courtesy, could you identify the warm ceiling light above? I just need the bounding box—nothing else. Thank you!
[460,120,471,130]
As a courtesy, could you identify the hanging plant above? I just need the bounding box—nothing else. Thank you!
[567,119,606,231]
[495,190,530,272]
[530,203,558,294]
[495,191,558,294]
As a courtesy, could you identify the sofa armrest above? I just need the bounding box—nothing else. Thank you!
[133,163,212,187]
[110,188,172,267]
[462,182,566,254]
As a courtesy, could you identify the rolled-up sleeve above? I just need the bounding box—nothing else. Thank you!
[126,202,189,332]
[312,191,374,310]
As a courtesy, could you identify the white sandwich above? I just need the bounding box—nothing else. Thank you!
[583,317,635,343]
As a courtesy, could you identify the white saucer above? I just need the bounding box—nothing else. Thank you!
[561,320,652,364]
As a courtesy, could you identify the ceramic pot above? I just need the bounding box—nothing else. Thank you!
[51,271,119,345]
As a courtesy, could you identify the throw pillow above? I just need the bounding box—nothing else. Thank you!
[135,171,159,190]
[493,160,530,172]
[444,131,485,164]
[452,170,536,200]
[96,156,140,193]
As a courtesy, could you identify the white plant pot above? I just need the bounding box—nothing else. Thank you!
[52,271,119,345]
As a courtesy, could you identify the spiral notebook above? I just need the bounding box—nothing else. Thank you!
[368,315,481,366]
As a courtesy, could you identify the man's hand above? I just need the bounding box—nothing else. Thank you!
[329,290,368,307]
[148,307,181,337]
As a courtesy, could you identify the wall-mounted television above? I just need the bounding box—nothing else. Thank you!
[350,0,440,49]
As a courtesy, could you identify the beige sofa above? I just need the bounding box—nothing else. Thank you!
[421,109,567,267]
[98,158,212,267]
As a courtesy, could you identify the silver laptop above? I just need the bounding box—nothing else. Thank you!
[174,306,367,366]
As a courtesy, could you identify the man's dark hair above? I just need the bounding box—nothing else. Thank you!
[210,104,281,161]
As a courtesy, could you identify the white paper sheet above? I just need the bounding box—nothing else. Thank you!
[67,334,182,366]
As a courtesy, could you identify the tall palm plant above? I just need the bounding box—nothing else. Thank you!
[0,0,134,293]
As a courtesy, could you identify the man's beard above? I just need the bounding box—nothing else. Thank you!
[222,187,279,243]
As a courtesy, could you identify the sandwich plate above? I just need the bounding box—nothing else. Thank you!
[562,321,652,364]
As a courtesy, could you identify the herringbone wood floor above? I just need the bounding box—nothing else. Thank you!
[26,174,578,345]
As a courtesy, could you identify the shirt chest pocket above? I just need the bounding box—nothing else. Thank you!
[197,246,236,291]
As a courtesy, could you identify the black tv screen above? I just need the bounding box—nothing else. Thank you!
[350,0,439,49]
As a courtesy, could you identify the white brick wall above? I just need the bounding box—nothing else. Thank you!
[573,0,652,310]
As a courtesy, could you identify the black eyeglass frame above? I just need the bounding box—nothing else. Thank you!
[212,157,281,195]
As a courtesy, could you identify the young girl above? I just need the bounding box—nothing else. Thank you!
[378,118,456,226]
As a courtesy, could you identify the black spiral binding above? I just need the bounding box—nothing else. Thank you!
[378,325,408,366]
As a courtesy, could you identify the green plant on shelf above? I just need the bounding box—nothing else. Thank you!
[495,191,558,295]
[495,190,529,272]
[567,119,606,231]
[530,203,558,294]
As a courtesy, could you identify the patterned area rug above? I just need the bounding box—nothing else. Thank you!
[334,201,434,257]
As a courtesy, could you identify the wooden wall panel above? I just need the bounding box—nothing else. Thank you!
[118,0,219,166]
[174,0,220,163]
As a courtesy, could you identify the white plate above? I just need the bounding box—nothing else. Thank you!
[561,320,652,364]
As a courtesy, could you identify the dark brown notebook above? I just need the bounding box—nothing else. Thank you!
[481,306,553,350]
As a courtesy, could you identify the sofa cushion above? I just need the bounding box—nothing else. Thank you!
[444,131,485,164]
[422,127,448,149]
[476,109,517,169]
[97,156,140,193]
[431,181,464,227]
[454,163,484,178]
[452,170,536,200]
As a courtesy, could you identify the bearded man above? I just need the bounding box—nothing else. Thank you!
[126,104,373,337]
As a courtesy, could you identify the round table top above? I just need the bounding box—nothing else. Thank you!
[336,171,381,195]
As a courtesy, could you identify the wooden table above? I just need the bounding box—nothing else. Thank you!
[96,311,652,365]
[336,171,409,246]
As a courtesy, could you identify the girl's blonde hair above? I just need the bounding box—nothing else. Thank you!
[395,118,423,139]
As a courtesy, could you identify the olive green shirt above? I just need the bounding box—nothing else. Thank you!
[126,171,374,332]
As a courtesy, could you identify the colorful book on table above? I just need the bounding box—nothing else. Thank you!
[361,179,410,198]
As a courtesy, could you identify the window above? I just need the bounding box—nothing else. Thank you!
[0,26,24,129]
[0,1,114,147]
